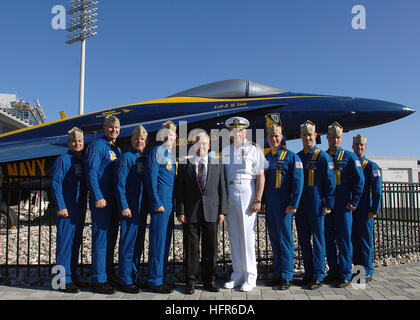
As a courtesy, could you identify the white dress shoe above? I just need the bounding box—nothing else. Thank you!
[240,282,255,292]
[224,280,241,289]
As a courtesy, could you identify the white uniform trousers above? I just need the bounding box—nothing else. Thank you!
[226,180,257,286]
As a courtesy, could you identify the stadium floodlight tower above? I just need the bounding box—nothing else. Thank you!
[66,0,98,115]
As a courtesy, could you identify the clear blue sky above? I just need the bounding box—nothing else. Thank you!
[0,0,419,159]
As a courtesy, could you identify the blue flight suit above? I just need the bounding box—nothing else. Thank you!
[84,136,121,284]
[114,149,148,286]
[352,156,382,277]
[51,150,87,284]
[264,148,304,281]
[296,147,336,281]
[145,144,176,287]
[325,148,365,281]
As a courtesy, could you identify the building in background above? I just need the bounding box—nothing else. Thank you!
[368,156,420,184]
[0,94,46,134]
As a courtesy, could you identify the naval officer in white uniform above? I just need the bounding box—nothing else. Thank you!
[222,116,268,292]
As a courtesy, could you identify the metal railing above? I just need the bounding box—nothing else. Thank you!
[1,176,419,284]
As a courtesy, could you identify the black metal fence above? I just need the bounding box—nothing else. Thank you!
[1,176,419,284]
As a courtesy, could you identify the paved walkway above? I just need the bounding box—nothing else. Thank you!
[1,262,420,300]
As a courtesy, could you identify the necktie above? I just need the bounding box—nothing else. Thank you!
[198,161,206,191]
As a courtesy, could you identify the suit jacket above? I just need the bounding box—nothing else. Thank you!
[176,159,227,223]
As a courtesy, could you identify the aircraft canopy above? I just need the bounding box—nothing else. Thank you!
[168,79,286,99]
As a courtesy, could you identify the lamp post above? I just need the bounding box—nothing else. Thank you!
[66,0,98,115]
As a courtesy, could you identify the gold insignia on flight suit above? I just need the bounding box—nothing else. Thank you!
[109,151,117,161]
[166,160,172,170]
[75,165,82,177]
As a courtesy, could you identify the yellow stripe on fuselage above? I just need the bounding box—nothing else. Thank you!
[0,95,329,138]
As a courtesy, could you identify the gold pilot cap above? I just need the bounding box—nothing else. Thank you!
[68,127,84,141]
[328,122,343,137]
[266,123,282,135]
[300,120,316,135]
[104,115,120,127]
[132,124,148,137]
[162,120,177,133]
[353,133,367,145]
[225,116,250,130]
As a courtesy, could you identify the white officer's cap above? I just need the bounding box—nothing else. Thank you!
[225,116,250,130]
[300,120,316,135]
[353,133,367,145]
[328,121,343,137]
[68,127,84,141]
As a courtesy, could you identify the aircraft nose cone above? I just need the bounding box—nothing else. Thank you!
[403,106,416,115]
[386,103,415,120]
[352,98,415,128]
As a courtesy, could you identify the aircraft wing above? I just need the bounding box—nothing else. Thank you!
[0,136,70,163]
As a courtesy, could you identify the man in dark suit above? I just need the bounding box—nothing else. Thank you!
[176,132,227,294]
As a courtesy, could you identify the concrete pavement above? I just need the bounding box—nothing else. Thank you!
[1,262,420,300]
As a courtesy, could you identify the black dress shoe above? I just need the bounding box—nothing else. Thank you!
[92,282,116,295]
[264,279,281,287]
[277,280,292,290]
[107,278,120,289]
[119,284,140,294]
[308,280,323,290]
[135,280,148,289]
[165,282,177,289]
[59,282,79,294]
[203,282,220,292]
[365,275,373,283]
[185,283,195,295]
[323,274,339,284]
[335,278,350,288]
[73,279,90,289]
[148,284,173,294]
[294,278,311,287]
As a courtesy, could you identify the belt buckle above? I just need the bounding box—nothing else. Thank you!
[229,181,235,185]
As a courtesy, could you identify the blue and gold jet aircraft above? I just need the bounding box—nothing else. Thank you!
[0,79,415,180]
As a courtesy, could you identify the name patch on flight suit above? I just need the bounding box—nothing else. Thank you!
[74,165,83,177]
[109,151,117,161]
[275,160,285,169]
[306,160,318,170]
